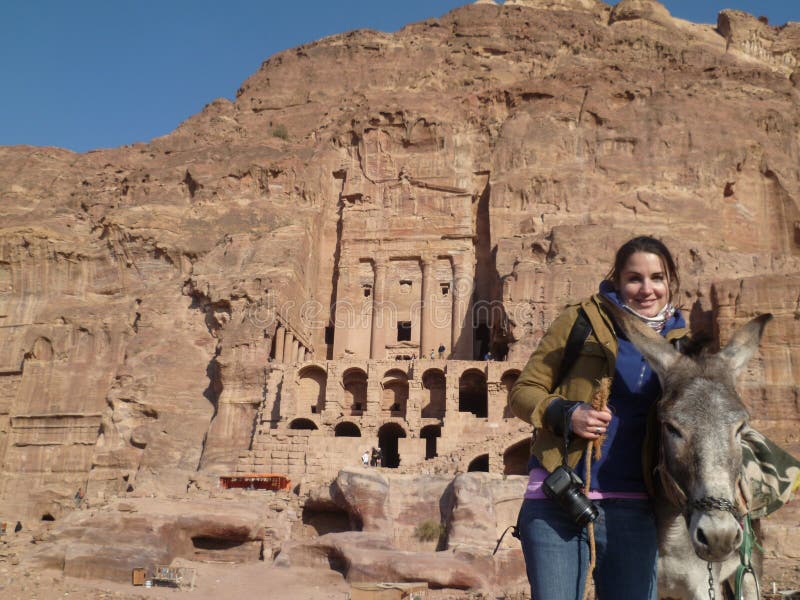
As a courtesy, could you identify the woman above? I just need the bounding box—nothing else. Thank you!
[510,235,688,600]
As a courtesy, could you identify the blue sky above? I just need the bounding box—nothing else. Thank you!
[1,1,797,153]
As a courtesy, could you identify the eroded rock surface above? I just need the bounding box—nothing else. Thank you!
[26,497,272,582]
[276,470,526,593]
[1,0,799,592]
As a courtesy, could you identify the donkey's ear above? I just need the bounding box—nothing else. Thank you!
[718,314,772,376]
[598,297,681,378]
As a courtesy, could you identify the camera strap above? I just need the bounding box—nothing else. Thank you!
[552,308,592,391]
[562,410,571,468]
[491,524,520,555]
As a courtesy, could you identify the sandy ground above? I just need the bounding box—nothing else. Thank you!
[0,562,352,600]
[0,560,506,600]
[1,528,797,600]
[1,558,797,600]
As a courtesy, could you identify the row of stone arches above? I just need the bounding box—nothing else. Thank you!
[288,419,443,467]
[295,365,521,420]
[287,416,528,475]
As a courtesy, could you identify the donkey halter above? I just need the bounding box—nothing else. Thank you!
[657,428,745,521]
[686,495,742,522]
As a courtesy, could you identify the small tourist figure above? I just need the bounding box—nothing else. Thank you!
[376,447,383,468]
[429,349,435,359]
[370,447,379,467]
[484,351,493,361]
[438,344,446,359]
[361,450,369,467]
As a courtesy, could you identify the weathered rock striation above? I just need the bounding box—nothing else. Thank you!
[1,0,799,592]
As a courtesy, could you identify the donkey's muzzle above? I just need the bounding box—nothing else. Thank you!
[688,508,743,562]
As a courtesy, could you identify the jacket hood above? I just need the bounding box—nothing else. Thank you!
[598,279,685,333]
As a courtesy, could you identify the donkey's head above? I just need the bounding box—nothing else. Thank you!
[601,299,771,562]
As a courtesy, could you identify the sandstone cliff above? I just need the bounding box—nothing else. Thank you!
[1,0,799,592]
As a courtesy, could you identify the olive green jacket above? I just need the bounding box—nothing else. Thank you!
[509,294,689,490]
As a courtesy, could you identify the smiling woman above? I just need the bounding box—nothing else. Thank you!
[605,236,679,320]
[509,235,690,600]
[618,253,669,317]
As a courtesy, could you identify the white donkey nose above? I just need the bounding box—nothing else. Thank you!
[691,512,742,562]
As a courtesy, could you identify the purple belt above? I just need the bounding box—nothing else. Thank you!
[524,467,649,500]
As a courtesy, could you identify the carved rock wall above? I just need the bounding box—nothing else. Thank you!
[0,1,798,580]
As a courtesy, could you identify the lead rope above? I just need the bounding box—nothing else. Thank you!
[581,378,611,600]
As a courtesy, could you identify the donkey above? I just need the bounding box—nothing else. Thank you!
[602,298,770,600]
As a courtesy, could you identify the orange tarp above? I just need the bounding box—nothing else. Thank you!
[219,473,291,491]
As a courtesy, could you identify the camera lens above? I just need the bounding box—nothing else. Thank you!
[560,487,599,527]
[542,466,599,528]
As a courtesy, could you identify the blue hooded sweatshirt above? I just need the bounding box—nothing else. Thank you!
[573,281,686,494]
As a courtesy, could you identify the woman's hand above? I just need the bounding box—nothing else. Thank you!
[571,404,612,439]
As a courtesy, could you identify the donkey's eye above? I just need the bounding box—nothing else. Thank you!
[735,422,746,437]
[664,422,683,439]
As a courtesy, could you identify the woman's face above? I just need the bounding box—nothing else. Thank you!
[618,252,670,317]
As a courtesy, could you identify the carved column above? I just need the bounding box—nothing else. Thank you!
[370,258,387,360]
[290,338,300,364]
[489,452,502,474]
[321,362,339,423]
[445,369,459,415]
[332,261,353,358]
[283,332,295,363]
[419,256,435,359]
[486,381,502,423]
[274,326,286,363]
[406,379,423,432]
[451,255,474,360]
[365,363,383,419]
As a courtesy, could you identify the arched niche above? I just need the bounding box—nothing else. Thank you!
[298,365,327,415]
[27,336,54,361]
[503,438,529,476]
[421,369,445,419]
[289,418,318,430]
[382,370,408,418]
[383,368,409,380]
[458,368,487,418]
[467,453,489,472]
[334,421,361,437]
[420,424,441,460]
[378,422,407,469]
[342,368,368,416]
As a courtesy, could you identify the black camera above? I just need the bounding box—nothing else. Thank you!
[542,465,599,527]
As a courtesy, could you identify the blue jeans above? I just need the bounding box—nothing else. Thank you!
[517,498,658,600]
